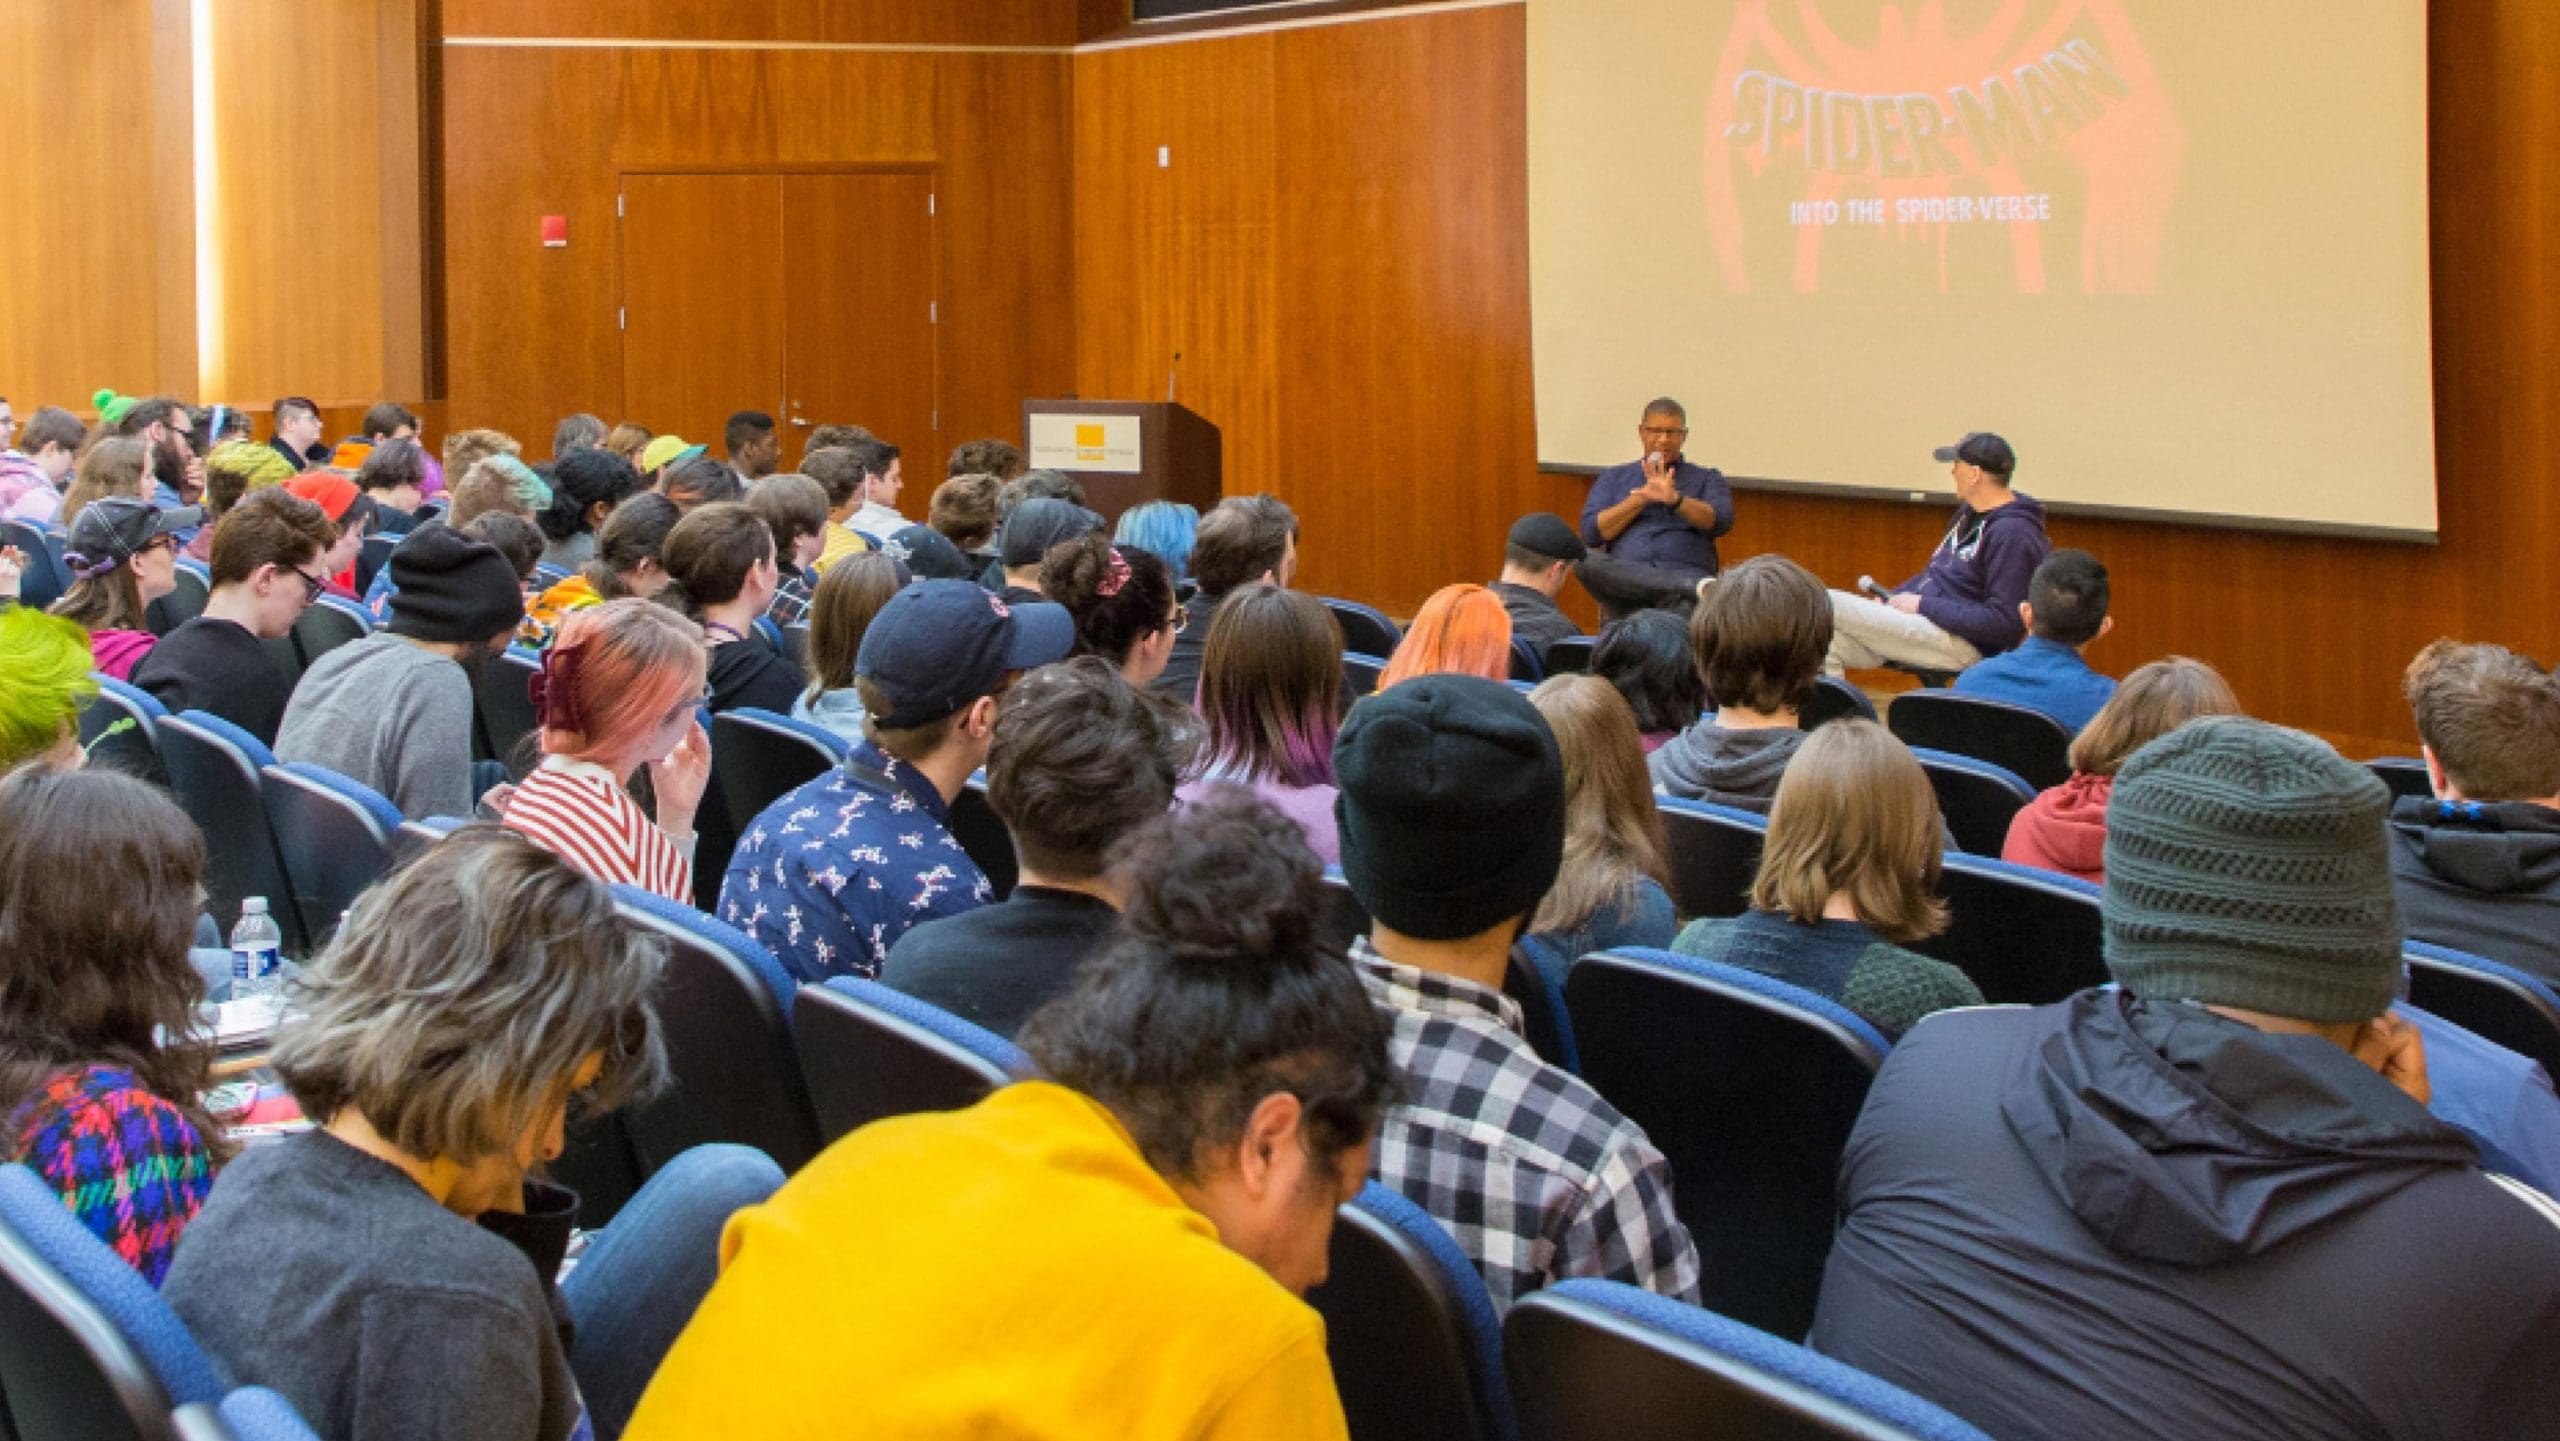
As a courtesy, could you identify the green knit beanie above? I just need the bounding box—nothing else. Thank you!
[2102,715,2402,1023]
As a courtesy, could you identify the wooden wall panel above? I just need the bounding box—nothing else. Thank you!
[0,1,181,408]
[936,54,1080,448]
[442,0,1080,46]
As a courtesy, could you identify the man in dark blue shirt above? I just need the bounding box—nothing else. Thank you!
[1576,397,1735,620]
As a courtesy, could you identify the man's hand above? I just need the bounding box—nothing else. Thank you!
[0,545,23,604]
[1887,593,1924,616]
[1640,454,1680,505]
[2359,1013,2431,1106]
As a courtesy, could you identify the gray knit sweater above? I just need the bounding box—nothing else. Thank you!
[276,631,476,820]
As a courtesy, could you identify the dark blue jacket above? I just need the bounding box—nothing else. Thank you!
[1579,460,1734,580]
[1896,492,2049,655]
[1812,991,2560,1441]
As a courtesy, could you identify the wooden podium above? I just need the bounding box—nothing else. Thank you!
[1020,399,1222,526]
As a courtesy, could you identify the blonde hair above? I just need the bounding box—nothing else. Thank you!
[540,599,706,764]
[1752,719,1947,944]
[2068,657,2241,777]
[1528,675,1672,935]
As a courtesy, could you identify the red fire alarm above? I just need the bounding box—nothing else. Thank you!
[540,215,568,248]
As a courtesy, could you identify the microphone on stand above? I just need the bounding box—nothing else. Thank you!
[1165,351,1183,404]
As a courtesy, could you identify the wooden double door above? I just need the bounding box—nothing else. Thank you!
[621,170,938,468]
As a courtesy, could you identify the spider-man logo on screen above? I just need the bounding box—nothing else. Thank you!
[1702,0,2185,295]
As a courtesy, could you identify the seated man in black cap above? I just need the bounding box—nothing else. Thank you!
[1812,716,2560,1440]
[1333,673,1701,1313]
[1826,431,2048,675]
[994,497,1105,606]
[276,526,528,818]
[1489,513,1587,658]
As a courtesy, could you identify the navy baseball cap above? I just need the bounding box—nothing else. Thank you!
[881,523,973,582]
[1931,432,2015,478]
[855,579,1074,728]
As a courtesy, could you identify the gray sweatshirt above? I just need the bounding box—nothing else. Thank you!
[1647,721,1805,813]
[164,1130,585,1441]
[276,631,475,820]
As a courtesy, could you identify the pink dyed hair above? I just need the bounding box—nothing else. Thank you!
[540,599,707,763]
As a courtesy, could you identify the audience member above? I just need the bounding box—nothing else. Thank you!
[944,436,1024,480]
[462,510,545,585]
[166,828,784,1441]
[1336,673,1701,1311]
[1380,583,1514,688]
[1577,397,1735,618]
[502,599,711,901]
[1520,675,1678,983]
[790,552,905,746]
[1153,494,1301,700]
[1949,547,2116,732]
[1811,716,2560,1439]
[1116,499,1199,583]
[881,520,976,581]
[0,767,223,1284]
[994,467,1084,527]
[1177,585,1345,863]
[603,421,653,463]
[269,395,326,471]
[190,438,295,560]
[995,497,1104,604]
[2390,639,2560,979]
[440,429,522,502]
[121,396,202,507]
[662,502,803,713]
[2,406,85,522]
[927,470,1003,555]
[1827,432,2050,674]
[799,422,872,469]
[358,402,420,444]
[2002,657,2241,885]
[525,491,680,648]
[551,412,607,460]
[660,452,743,512]
[800,445,876,575]
[720,580,1073,981]
[50,497,186,679]
[132,488,334,744]
[59,434,150,529]
[1674,720,1982,1036]
[1590,609,1706,752]
[451,453,551,526]
[630,791,1389,1440]
[355,437,431,536]
[278,527,527,819]
[1491,513,1588,656]
[726,410,780,481]
[283,470,370,596]
[745,472,831,625]
[841,438,908,541]
[0,608,94,769]
[1648,554,1832,811]
[882,657,1193,1037]
[538,447,646,570]
[1041,534,1181,686]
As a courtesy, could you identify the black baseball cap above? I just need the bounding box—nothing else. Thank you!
[1507,512,1587,564]
[63,497,198,576]
[1932,432,2015,478]
[855,579,1074,729]
[881,523,969,582]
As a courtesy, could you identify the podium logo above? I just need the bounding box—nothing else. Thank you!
[1075,423,1107,450]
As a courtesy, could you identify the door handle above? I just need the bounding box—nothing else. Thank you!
[790,416,811,427]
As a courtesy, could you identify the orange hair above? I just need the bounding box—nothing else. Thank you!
[540,599,707,764]
[1380,584,1513,689]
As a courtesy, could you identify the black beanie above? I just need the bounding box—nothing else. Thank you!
[385,526,528,645]
[1333,673,1565,941]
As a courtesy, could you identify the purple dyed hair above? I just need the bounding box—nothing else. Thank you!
[1193,584,1344,791]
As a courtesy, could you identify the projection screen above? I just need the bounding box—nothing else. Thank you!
[1526,0,2438,537]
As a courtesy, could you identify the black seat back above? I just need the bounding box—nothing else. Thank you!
[1910,856,2106,1006]
[290,598,372,670]
[949,777,1018,900]
[1800,676,1876,731]
[709,711,839,850]
[1657,799,1766,920]
[790,979,1022,1144]
[1510,638,1544,682]
[156,713,305,951]
[260,766,398,952]
[1566,950,1886,1340]
[2406,943,2560,1079]
[354,533,398,596]
[146,564,208,636]
[1322,597,1402,658]
[77,682,168,788]
[1308,1185,1509,1441]
[1543,636,1595,674]
[0,521,67,611]
[1888,692,2072,792]
[2366,758,2433,801]
[1344,652,1388,697]
[1908,749,2034,856]
[0,1228,179,1441]
[613,891,822,1174]
[474,649,543,771]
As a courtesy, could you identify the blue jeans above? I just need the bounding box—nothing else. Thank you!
[560,1144,785,1439]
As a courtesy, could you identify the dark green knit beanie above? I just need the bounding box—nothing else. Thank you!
[2102,715,2402,1023]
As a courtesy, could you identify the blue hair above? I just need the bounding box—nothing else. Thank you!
[1114,501,1198,583]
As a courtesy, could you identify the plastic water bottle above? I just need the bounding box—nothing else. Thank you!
[229,898,283,999]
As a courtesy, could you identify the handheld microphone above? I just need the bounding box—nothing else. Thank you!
[1165,351,1183,404]
[1857,575,1893,602]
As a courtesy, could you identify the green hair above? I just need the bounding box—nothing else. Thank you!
[0,609,98,766]
[483,453,553,512]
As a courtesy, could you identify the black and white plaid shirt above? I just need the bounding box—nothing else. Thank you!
[1351,938,1703,1314]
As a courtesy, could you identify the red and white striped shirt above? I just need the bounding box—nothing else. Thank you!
[503,756,693,904]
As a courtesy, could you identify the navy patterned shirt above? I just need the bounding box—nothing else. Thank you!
[1350,937,1702,1313]
[718,741,990,983]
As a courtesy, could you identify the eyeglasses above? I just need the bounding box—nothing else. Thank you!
[139,535,179,557]
[287,565,327,603]
[1167,604,1189,631]
[1639,425,1690,439]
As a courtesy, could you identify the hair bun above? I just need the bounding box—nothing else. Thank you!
[1120,787,1325,970]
